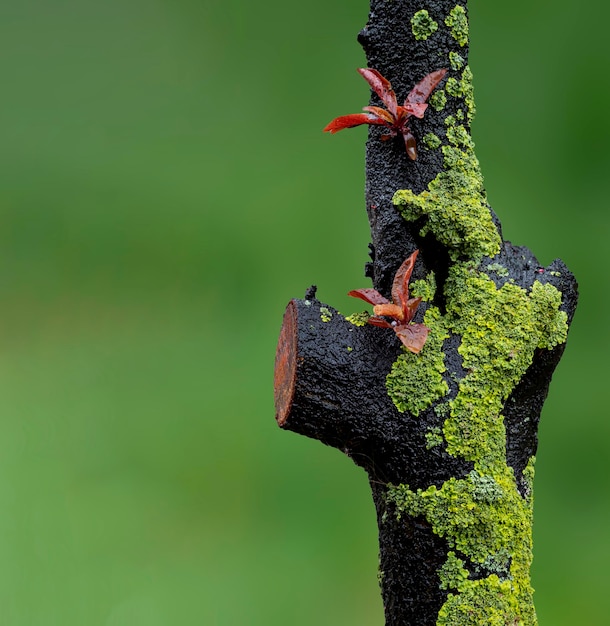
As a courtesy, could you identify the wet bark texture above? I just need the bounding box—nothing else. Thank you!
[274,2,578,624]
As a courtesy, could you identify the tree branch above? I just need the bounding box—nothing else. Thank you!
[274,2,578,624]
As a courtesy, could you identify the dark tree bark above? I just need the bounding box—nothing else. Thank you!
[274,2,578,624]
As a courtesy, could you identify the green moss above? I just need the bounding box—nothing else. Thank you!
[386,307,449,415]
[422,132,442,151]
[429,89,447,111]
[345,311,370,326]
[411,9,439,40]
[445,5,469,47]
[320,306,332,322]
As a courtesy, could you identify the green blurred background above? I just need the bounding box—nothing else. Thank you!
[0,0,607,624]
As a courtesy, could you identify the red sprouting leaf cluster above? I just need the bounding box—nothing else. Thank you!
[348,250,429,354]
[324,68,447,160]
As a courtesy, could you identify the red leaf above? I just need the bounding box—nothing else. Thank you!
[373,303,404,320]
[348,249,429,352]
[357,68,398,117]
[324,114,377,133]
[404,297,423,323]
[405,68,447,105]
[362,106,395,125]
[394,323,430,354]
[391,250,418,312]
[347,288,389,306]
[402,102,428,119]
[367,316,393,329]
[403,132,417,161]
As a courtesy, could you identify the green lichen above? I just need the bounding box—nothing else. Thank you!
[445,77,461,98]
[443,266,567,461]
[393,144,500,262]
[385,266,567,625]
[388,462,537,625]
[410,271,437,301]
[425,426,444,450]
[449,51,465,71]
[320,306,332,322]
[438,575,526,625]
[386,97,566,616]
[444,121,472,149]
[445,66,476,122]
[486,262,509,278]
[422,132,442,151]
[434,402,450,418]
[389,466,531,563]
[345,311,370,326]
[381,15,567,623]
[411,9,439,40]
[393,65,498,263]
[481,548,513,577]
[468,469,504,504]
[429,89,447,111]
[461,66,476,121]
[386,307,449,415]
[445,5,469,47]
[438,551,469,591]
[529,281,568,348]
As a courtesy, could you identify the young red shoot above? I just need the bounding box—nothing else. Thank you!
[324,68,447,160]
[348,250,429,353]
